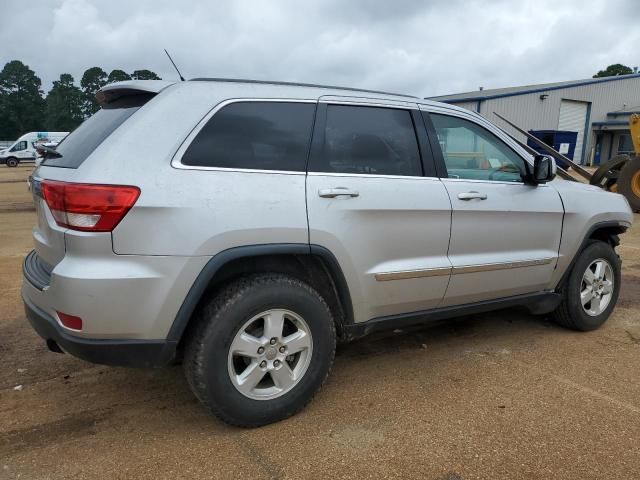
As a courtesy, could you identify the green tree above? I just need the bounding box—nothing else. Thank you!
[0,60,45,139]
[45,73,84,131]
[80,66,108,116]
[107,69,131,83]
[80,67,107,117]
[593,64,634,78]
[131,69,161,80]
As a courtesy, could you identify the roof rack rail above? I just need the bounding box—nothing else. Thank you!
[189,77,418,99]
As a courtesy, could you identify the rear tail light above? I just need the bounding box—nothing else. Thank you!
[57,311,83,331]
[40,180,140,232]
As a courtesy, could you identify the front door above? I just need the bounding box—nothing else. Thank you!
[424,109,564,307]
[306,99,452,323]
[10,140,30,160]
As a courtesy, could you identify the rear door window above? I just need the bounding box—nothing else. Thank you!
[43,94,153,168]
[181,102,316,172]
[310,104,422,176]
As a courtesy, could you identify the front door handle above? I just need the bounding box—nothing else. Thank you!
[457,191,487,201]
[318,187,360,198]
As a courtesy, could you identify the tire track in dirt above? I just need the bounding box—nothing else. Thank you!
[0,410,111,457]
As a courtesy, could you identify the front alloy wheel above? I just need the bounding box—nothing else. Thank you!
[552,240,621,331]
[580,258,614,316]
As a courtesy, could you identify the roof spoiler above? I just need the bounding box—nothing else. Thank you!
[95,80,175,106]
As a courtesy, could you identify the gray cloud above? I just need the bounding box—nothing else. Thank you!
[1,0,638,97]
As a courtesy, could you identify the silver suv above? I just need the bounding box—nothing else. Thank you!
[23,79,633,426]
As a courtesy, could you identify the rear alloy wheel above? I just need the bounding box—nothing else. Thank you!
[552,241,621,331]
[228,308,313,400]
[6,157,18,167]
[183,274,336,427]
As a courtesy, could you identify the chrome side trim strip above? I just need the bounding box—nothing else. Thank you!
[452,257,554,275]
[375,257,555,282]
[375,267,452,282]
[307,172,437,180]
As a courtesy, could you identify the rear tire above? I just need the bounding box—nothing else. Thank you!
[183,274,336,427]
[6,157,18,167]
[552,241,621,331]
[617,156,640,212]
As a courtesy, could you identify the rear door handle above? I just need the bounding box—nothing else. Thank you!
[457,191,487,201]
[318,187,360,198]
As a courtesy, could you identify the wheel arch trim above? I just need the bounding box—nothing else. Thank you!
[167,243,354,342]
[555,220,629,289]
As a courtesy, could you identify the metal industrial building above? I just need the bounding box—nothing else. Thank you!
[430,73,640,165]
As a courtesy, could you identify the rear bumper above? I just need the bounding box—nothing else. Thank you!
[23,292,176,367]
[20,248,207,367]
[21,246,208,339]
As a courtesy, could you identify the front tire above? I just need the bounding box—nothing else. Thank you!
[6,157,18,167]
[183,274,336,427]
[553,241,621,331]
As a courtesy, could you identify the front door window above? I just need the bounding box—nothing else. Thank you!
[10,141,27,152]
[430,114,524,183]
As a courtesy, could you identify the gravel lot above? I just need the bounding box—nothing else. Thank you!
[1,165,639,479]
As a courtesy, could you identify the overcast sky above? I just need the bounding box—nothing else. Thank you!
[1,0,638,97]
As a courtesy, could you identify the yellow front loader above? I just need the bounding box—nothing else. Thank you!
[496,113,640,212]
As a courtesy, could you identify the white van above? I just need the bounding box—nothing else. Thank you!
[0,132,68,167]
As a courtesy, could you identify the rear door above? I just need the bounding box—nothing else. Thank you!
[306,97,452,323]
[422,106,564,307]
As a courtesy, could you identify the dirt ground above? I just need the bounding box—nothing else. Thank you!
[1,165,640,480]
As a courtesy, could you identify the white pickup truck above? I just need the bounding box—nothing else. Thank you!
[0,132,68,167]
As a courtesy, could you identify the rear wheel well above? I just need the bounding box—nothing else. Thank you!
[179,253,350,353]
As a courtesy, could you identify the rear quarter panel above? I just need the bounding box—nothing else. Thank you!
[55,82,310,256]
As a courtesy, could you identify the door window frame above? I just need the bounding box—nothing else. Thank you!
[308,99,438,178]
[420,106,534,184]
[172,98,317,175]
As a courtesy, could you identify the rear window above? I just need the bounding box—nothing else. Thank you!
[181,101,316,172]
[310,104,422,176]
[43,94,153,168]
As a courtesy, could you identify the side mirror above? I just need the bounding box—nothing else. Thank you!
[530,155,556,184]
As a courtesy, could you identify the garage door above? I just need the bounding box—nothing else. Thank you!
[558,99,589,164]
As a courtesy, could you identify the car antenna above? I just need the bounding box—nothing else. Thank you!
[164,48,185,81]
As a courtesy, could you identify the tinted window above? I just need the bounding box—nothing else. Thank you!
[430,114,524,182]
[618,134,634,154]
[44,94,153,168]
[181,102,316,171]
[312,105,422,176]
[10,141,27,152]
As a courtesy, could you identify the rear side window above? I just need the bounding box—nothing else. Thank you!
[43,94,153,168]
[311,105,422,176]
[181,102,316,172]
